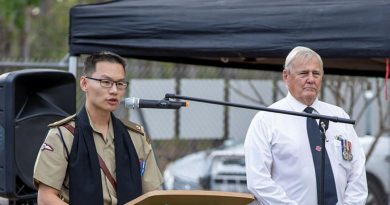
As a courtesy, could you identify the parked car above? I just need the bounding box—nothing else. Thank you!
[164,135,390,205]
[360,135,390,205]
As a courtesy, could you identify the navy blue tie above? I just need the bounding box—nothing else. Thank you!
[304,107,338,205]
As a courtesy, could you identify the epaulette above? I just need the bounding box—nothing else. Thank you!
[48,114,76,128]
[122,120,151,143]
[121,120,145,136]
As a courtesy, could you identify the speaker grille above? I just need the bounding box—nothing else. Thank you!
[15,115,66,190]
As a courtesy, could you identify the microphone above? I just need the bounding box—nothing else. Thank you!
[124,97,189,109]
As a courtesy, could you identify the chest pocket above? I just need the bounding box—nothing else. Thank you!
[58,124,119,190]
[129,131,152,177]
[129,131,152,160]
[333,136,352,171]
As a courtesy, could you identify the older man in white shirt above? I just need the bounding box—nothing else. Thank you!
[245,46,367,205]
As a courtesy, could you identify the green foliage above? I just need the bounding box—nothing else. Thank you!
[0,0,40,28]
[0,0,107,59]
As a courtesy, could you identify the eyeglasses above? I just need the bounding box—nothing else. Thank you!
[85,76,128,89]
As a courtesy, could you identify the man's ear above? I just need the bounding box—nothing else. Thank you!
[282,69,289,81]
[80,76,87,91]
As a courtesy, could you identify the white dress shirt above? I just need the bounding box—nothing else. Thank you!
[245,92,367,205]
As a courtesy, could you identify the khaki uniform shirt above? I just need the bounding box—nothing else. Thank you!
[33,114,163,204]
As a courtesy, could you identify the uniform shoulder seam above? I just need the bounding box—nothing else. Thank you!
[48,114,76,128]
[121,120,145,135]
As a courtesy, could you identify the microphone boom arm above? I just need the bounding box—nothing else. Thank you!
[165,93,355,125]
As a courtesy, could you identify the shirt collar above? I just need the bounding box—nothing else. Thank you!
[86,110,114,140]
[87,111,99,133]
[286,92,320,113]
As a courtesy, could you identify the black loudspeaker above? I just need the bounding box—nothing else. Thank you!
[0,69,75,199]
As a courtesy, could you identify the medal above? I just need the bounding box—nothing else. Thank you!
[341,139,346,160]
[342,150,349,160]
[341,139,353,161]
[347,141,353,161]
[347,152,353,161]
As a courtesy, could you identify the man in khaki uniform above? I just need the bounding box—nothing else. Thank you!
[34,51,163,205]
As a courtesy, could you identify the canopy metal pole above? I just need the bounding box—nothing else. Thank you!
[69,55,78,77]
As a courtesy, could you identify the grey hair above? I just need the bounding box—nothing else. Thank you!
[283,46,323,73]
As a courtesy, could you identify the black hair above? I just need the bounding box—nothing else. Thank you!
[83,51,127,75]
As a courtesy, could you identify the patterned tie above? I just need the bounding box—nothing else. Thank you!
[304,107,338,205]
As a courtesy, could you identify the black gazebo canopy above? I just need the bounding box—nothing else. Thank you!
[69,0,390,77]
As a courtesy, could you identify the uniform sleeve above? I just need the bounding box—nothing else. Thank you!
[244,113,298,205]
[33,127,69,191]
[341,112,368,204]
[141,137,163,193]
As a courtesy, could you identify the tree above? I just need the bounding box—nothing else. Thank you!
[0,0,107,59]
[0,0,40,59]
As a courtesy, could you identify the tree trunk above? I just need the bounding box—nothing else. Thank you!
[21,6,32,61]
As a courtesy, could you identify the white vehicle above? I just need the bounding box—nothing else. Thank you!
[360,135,390,205]
[164,135,390,205]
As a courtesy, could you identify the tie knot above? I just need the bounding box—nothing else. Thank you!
[304,107,314,113]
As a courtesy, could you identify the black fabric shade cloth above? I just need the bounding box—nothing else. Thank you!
[68,0,390,77]
[69,106,142,205]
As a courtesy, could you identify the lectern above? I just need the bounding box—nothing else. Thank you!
[126,190,255,205]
